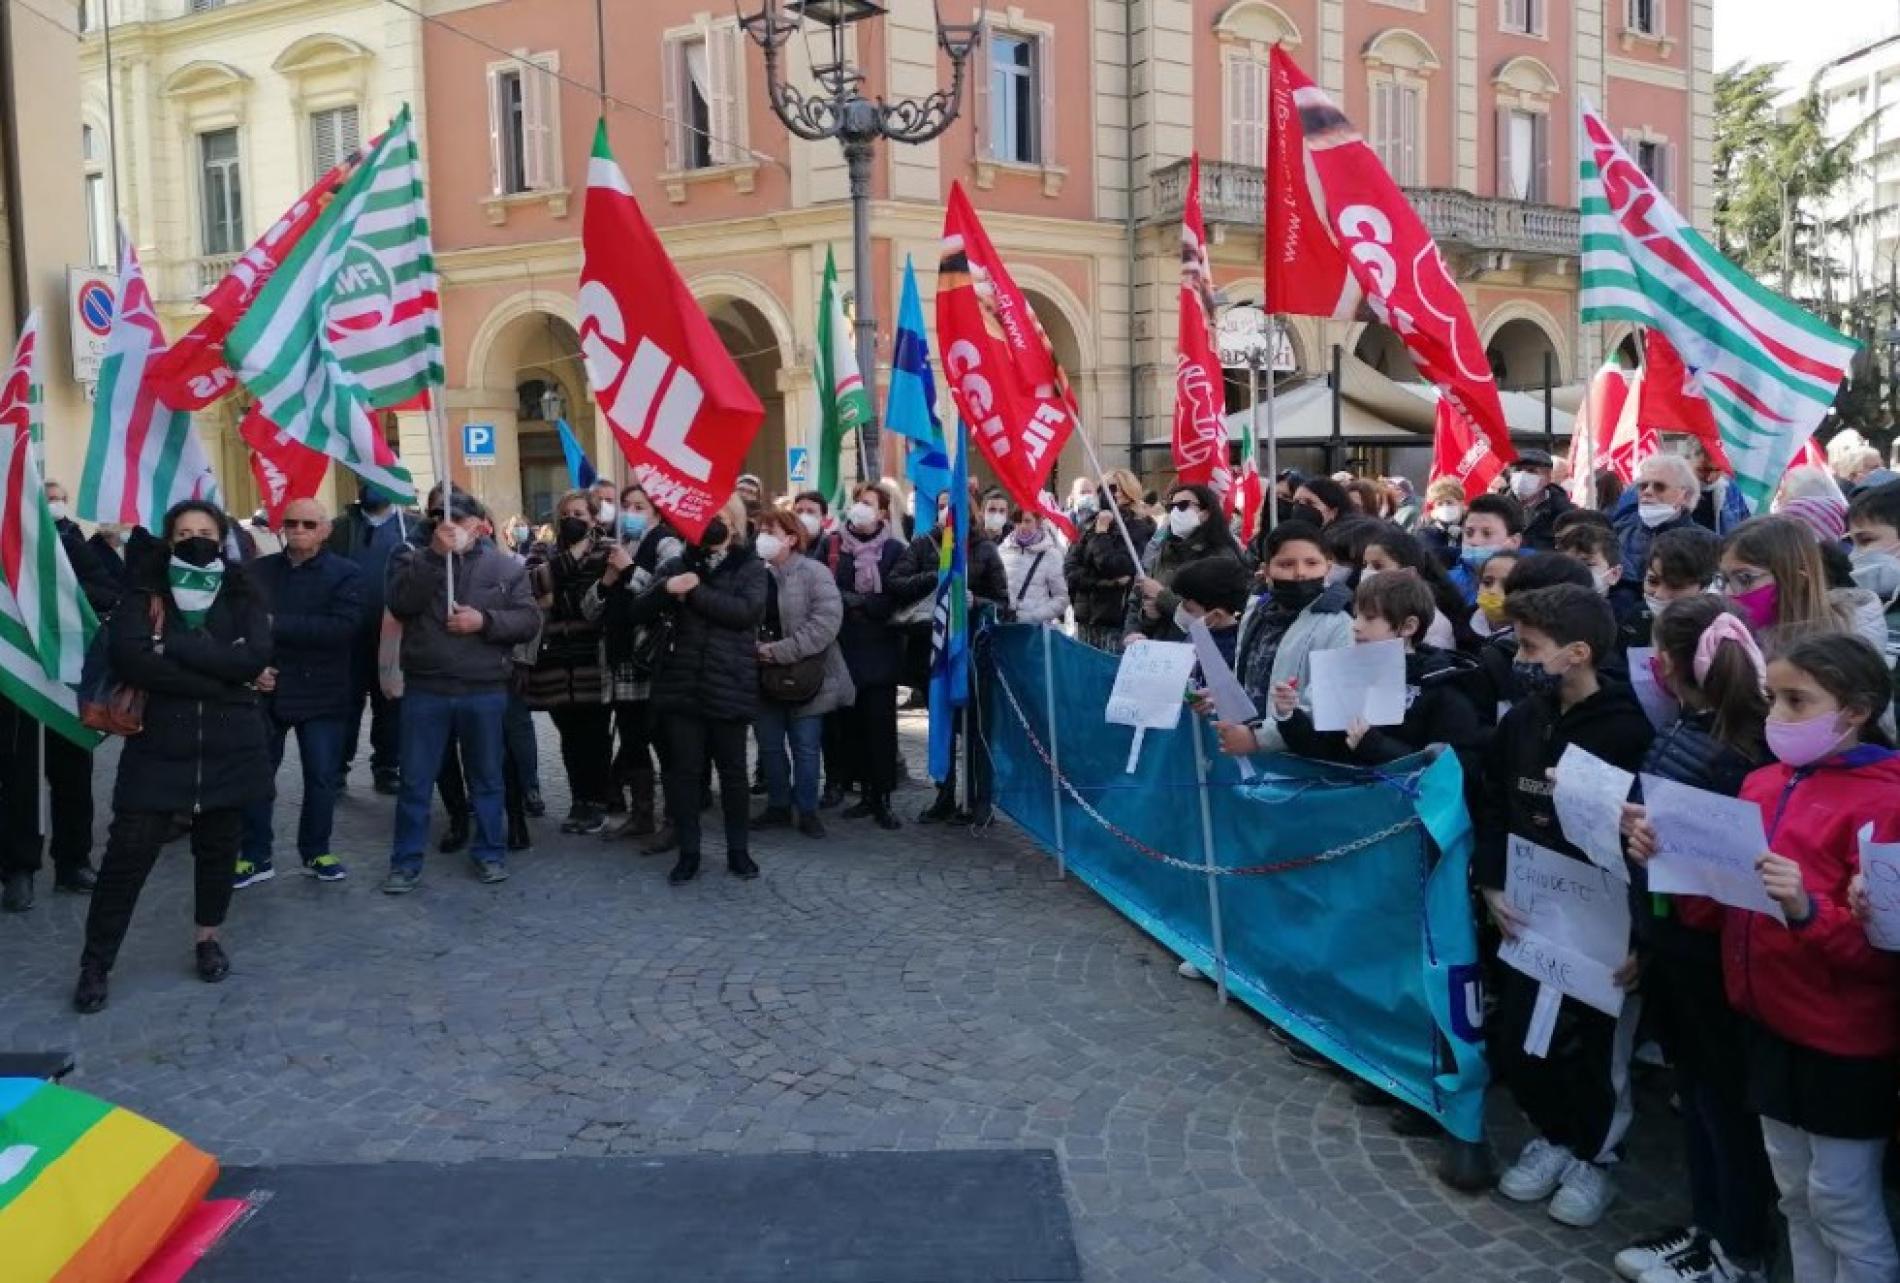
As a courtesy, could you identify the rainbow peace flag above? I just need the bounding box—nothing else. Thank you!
[0,1077,218,1282]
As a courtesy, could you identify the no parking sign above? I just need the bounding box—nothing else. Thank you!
[67,267,118,383]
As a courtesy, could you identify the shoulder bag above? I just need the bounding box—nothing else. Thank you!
[758,574,825,704]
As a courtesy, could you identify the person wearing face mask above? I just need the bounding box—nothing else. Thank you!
[0,481,121,912]
[1360,528,1476,653]
[1203,521,1353,758]
[1124,482,1245,645]
[523,489,616,836]
[1065,470,1155,653]
[594,485,683,845]
[999,508,1069,626]
[379,490,542,895]
[1719,516,1889,661]
[328,481,421,795]
[1420,479,1469,567]
[591,478,620,528]
[1508,450,1572,552]
[501,512,540,558]
[1613,452,1701,590]
[69,501,275,1013]
[1447,494,1526,606]
[86,522,133,590]
[1642,635,1900,1282]
[791,491,839,565]
[1473,585,1654,1230]
[1847,484,1900,703]
[628,496,769,882]
[1682,435,1751,538]
[750,508,853,838]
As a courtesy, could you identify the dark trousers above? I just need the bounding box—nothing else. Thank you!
[240,714,346,863]
[550,703,613,808]
[0,703,96,876]
[613,700,663,780]
[821,710,853,791]
[664,716,749,859]
[504,692,540,793]
[43,732,96,870]
[342,639,401,778]
[1489,965,1638,1165]
[82,809,241,973]
[841,683,898,795]
[930,668,991,806]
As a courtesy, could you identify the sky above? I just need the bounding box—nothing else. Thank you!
[1713,0,1900,88]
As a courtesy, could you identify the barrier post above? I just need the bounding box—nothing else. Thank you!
[1190,715,1228,1004]
[1041,623,1066,879]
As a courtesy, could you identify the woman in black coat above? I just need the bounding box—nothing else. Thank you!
[73,500,274,1014]
[628,497,767,885]
[830,489,916,829]
[1065,471,1156,653]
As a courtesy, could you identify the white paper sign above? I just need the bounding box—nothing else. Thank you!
[1857,824,1900,951]
[1524,982,1564,1058]
[1553,744,1634,881]
[1185,616,1257,781]
[1627,647,1680,732]
[1497,835,1630,1017]
[1640,775,1787,924]
[1307,639,1406,733]
[1104,640,1198,731]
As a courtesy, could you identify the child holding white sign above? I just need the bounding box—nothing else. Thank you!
[1630,632,1900,1283]
[1476,585,1653,1230]
[1610,596,1774,1283]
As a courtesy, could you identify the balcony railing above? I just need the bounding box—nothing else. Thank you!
[1150,157,1579,261]
[196,252,239,292]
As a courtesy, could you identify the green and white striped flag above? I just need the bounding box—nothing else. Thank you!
[225,105,439,498]
[1578,104,1857,512]
[814,248,872,509]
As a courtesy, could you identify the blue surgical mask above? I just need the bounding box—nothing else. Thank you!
[1459,544,1495,570]
[620,511,648,539]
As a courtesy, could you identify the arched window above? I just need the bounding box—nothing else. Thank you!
[1214,3,1302,166]
[1362,31,1440,187]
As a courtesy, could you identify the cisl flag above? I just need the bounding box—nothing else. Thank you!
[580,120,762,541]
[1428,396,1504,496]
[240,406,329,526]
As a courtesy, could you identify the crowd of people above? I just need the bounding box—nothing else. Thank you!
[7,432,1900,1282]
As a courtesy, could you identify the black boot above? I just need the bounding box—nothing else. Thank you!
[643,823,678,855]
[438,813,471,854]
[667,852,700,885]
[506,811,533,851]
[727,851,760,880]
[870,790,902,831]
[53,864,97,894]
[72,965,108,1014]
[1437,1138,1495,1193]
[610,769,657,838]
[1,871,32,913]
[917,788,957,824]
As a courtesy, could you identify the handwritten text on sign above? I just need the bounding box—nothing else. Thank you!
[1498,835,1630,1016]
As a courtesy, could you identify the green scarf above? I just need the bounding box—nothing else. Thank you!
[167,556,225,629]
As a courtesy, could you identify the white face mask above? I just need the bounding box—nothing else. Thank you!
[46,500,69,521]
[1172,603,1198,634]
[1591,567,1615,594]
[1851,547,1900,600]
[1638,501,1679,529]
[1509,471,1545,500]
[1643,592,1670,617]
[754,533,787,563]
[1358,567,1382,586]
[597,501,617,525]
[798,512,822,538]
[1167,506,1204,538]
[847,502,877,532]
[983,511,1008,534]
[1431,503,1464,526]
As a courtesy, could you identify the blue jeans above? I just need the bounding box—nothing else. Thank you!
[392,688,507,873]
[755,705,823,814]
[241,713,347,863]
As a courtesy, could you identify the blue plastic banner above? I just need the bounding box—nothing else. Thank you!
[979,624,1489,1142]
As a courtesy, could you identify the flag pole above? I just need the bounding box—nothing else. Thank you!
[1071,422,1147,576]
[426,395,455,612]
[1263,318,1280,529]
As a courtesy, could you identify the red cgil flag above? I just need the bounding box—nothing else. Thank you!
[1428,396,1504,496]
[1172,153,1230,496]
[1264,47,1512,467]
[937,184,1078,538]
[579,121,763,542]
[1637,328,1732,474]
[239,405,329,526]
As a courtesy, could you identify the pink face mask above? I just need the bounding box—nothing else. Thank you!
[1728,582,1778,633]
[1764,709,1848,768]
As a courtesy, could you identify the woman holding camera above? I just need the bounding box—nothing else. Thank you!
[527,488,614,835]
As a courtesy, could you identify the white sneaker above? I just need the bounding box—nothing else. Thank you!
[1497,1137,1575,1202]
[1176,960,1206,981]
[1548,1158,1615,1227]
[1615,1226,1698,1279]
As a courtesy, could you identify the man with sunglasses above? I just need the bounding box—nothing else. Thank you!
[1612,452,1702,603]
[236,499,364,888]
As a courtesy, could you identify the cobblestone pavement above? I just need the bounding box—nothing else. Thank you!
[0,710,1689,1282]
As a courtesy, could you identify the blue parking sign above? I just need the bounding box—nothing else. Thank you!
[787,446,809,486]
[463,422,496,467]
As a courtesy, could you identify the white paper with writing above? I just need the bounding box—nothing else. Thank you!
[1497,834,1630,1017]
[1640,775,1786,924]
[1553,744,1634,881]
[1857,823,1900,951]
[1627,647,1680,732]
[1186,615,1257,781]
[1105,640,1198,731]
[1307,638,1406,733]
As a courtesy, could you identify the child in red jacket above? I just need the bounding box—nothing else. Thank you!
[1631,632,1900,1283]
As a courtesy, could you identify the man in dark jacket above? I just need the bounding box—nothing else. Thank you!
[381,491,540,893]
[1510,450,1573,552]
[236,499,364,887]
[327,483,419,793]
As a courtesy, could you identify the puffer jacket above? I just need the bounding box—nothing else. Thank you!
[1236,584,1356,754]
[999,528,1069,625]
[630,544,768,721]
[1677,747,1900,1059]
[1065,508,1155,628]
[829,535,909,688]
[1125,522,1247,638]
[249,548,363,723]
[109,576,273,814]
[760,552,854,718]
[386,540,542,695]
[890,527,1009,611]
[526,536,611,708]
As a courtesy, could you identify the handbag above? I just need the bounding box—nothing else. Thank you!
[78,596,166,736]
[757,575,825,704]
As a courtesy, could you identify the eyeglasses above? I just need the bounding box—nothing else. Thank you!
[1634,480,1677,495]
[1168,500,1199,513]
[282,518,321,531]
[1713,568,1772,593]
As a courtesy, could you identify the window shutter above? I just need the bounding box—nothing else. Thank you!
[1036,31,1053,166]
[523,59,554,189]
[1496,105,1514,197]
[1529,0,1544,34]
[339,105,360,162]
[661,37,682,170]
[1658,142,1673,197]
[486,66,506,195]
[1626,0,1641,30]
[709,24,737,165]
[1531,112,1549,202]
[1400,86,1419,184]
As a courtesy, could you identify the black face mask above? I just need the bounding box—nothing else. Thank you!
[172,535,221,567]
[1288,502,1326,529]
[1268,577,1326,613]
[557,516,591,547]
[700,518,729,550]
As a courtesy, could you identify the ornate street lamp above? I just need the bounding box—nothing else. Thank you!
[738,0,985,465]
